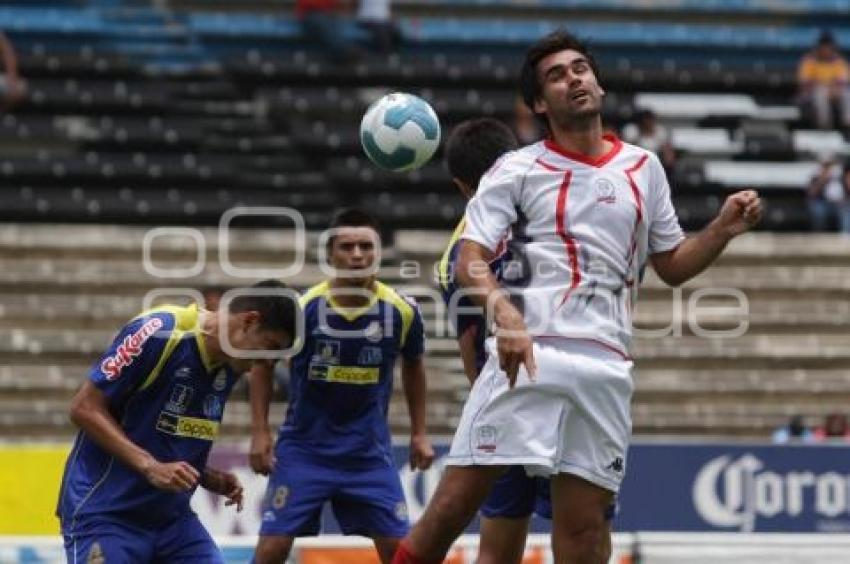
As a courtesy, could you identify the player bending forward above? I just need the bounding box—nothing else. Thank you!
[395,29,761,564]
[250,209,434,563]
[57,280,297,563]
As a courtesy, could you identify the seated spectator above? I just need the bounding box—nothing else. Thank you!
[772,414,814,443]
[622,109,676,174]
[797,31,850,130]
[0,31,24,111]
[357,0,400,54]
[806,155,850,232]
[812,413,850,442]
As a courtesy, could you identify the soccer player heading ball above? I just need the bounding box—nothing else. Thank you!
[250,209,435,563]
[57,281,298,563]
[395,29,762,564]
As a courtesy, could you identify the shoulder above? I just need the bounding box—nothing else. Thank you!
[299,281,330,309]
[126,305,186,336]
[375,282,419,319]
[481,143,543,181]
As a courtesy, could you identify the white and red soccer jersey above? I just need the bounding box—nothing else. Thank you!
[462,134,684,355]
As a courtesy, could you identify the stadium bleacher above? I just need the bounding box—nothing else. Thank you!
[1,0,849,230]
[0,0,849,444]
[1,225,849,440]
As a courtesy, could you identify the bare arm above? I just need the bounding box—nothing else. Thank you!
[651,190,762,287]
[0,32,22,106]
[401,356,434,470]
[457,240,536,387]
[69,381,199,491]
[248,360,276,475]
[0,33,19,82]
[201,467,244,511]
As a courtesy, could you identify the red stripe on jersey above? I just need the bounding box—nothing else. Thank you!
[536,335,633,361]
[535,157,565,172]
[544,133,623,168]
[623,154,649,286]
[555,170,580,304]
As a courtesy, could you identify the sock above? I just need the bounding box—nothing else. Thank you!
[392,540,438,564]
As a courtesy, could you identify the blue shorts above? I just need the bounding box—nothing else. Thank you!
[259,454,408,538]
[63,511,222,563]
[481,465,551,520]
[480,466,617,521]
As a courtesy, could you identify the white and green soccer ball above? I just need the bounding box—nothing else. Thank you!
[360,92,441,172]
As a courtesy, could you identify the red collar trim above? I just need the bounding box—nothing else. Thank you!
[544,133,623,168]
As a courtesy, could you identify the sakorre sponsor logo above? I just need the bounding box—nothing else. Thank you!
[693,453,850,532]
[101,317,164,380]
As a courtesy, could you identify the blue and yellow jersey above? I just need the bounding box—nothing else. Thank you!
[56,304,238,530]
[279,280,424,467]
[438,217,504,375]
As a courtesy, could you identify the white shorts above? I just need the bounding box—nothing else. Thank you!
[446,337,634,493]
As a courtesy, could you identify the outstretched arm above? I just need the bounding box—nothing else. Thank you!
[651,190,762,287]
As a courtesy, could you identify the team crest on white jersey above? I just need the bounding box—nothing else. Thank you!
[475,425,497,453]
[595,177,617,204]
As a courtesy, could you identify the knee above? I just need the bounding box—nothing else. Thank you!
[254,537,293,564]
[553,520,608,563]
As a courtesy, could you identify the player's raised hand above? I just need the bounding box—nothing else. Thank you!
[716,190,762,237]
[143,460,200,492]
[250,427,276,475]
[494,307,537,388]
[409,433,435,470]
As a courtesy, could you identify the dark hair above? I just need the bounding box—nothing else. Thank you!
[327,208,381,249]
[818,30,836,46]
[228,280,298,335]
[445,118,518,191]
[519,29,602,128]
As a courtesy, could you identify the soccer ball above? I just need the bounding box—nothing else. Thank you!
[360,92,441,172]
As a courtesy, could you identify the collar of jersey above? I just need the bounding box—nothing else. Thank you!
[544,133,623,168]
[438,216,467,289]
[322,280,384,322]
[189,304,218,373]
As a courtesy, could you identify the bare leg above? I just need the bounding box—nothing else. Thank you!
[478,515,530,564]
[550,474,614,564]
[403,465,506,562]
[374,537,401,564]
[254,535,295,564]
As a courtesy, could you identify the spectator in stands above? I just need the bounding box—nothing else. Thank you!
[296,0,362,63]
[622,109,676,174]
[797,31,850,130]
[813,413,850,442]
[0,31,24,111]
[357,0,400,53]
[772,414,814,443]
[806,155,850,232]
